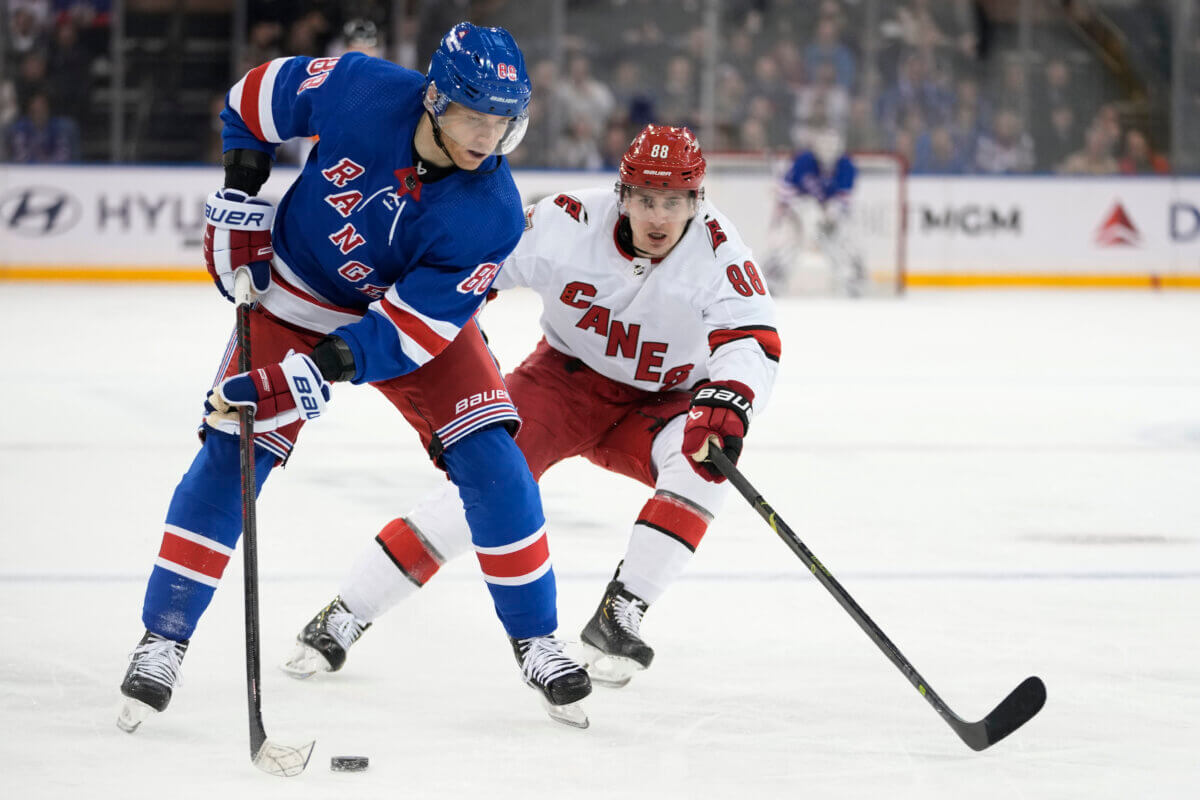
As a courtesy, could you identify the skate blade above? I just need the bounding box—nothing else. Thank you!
[253,738,316,777]
[541,697,589,729]
[116,697,156,733]
[580,644,641,689]
[280,643,331,680]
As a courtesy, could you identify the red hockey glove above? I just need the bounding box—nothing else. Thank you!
[681,380,755,483]
[203,188,274,303]
[204,352,331,434]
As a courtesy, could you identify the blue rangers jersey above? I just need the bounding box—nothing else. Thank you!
[221,52,524,384]
[782,150,856,205]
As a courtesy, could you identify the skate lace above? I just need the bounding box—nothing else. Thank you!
[610,594,646,637]
[128,635,185,687]
[517,637,582,686]
[321,602,367,651]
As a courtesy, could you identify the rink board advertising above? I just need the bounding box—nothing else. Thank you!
[2,165,1199,287]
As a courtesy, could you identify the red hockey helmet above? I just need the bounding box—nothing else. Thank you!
[618,124,706,192]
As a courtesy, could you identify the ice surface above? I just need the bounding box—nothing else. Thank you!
[2,284,1198,798]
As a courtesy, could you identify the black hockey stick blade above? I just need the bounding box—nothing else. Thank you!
[708,447,1046,751]
[951,676,1047,752]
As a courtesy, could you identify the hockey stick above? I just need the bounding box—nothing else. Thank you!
[234,269,315,777]
[707,448,1046,751]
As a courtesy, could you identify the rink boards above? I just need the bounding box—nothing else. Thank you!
[2,163,1199,288]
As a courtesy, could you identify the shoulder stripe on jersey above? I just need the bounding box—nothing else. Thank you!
[373,292,459,367]
[229,57,288,143]
[708,326,782,362]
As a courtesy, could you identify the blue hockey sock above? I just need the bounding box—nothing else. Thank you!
[442,425,557,638]
[142,429,275,640]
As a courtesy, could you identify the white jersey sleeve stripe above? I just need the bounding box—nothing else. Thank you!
[228,57,289,144]
[256,57,288,143]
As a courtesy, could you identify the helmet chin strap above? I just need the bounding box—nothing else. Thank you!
[425,110,458,165]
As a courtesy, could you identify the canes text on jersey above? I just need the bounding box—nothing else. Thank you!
[560,281,693,389]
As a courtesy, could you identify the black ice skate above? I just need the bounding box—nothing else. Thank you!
[510,635,592,729]
[282,596,371,679]
[580,579,653,688]
[117,631,189,733]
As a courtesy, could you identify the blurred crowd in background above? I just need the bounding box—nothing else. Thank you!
[0,0,1187,175]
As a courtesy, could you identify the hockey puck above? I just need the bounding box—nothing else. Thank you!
[330,756,369,772]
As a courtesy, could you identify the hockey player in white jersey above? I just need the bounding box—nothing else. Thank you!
[285,124,780,690]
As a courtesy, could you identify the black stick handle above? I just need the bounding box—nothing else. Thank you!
[233,271,268,758]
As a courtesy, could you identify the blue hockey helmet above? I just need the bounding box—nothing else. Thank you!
[425,22,531,155]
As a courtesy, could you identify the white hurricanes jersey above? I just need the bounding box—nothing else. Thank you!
[494,186,780,409]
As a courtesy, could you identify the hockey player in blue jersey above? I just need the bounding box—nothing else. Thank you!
[766,128,866,295]
[117,22,592,735]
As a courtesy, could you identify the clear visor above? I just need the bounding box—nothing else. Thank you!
[619,185,698,224]
[437,103,529,156]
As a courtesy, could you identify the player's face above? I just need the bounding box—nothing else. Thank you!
[437,103,513,169]
[624,187,695,257]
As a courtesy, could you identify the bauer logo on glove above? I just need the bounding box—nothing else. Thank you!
[204,188,276,303]
[681,380,755,483]
[205,352,331,435]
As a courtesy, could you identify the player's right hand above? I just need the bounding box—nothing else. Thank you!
[203,188,275,303]
[681,380,755,483]
[204,352,331,434]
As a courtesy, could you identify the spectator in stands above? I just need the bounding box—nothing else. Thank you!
[326,18,383,58]
[877,50,953,140]
[1033,58,1079,117]
[555,53,615,141]
[599,119,632,169]
[515,58,559,169]
[844,95,884,152]
[974,108,1034,174]
[747,53,792,147]
[913,124,968,173]
[7,6,51,64]
[713,64,748,150]
[804,16,856,91]
[878,0,976,77]
[1118,129,1169,174]
[657,54,699,129]
[1092,103,1122,156]
[1058,123,1119,175]
[793,62,850,148]
[48,18,90,118]
[283,9,331,57]
[14,51,50,113]
[773,39,806,92]
[723,26,757,79]
[950,76,988,165]
[739,115,769,151]
[551,111,603,170]
[892,127,917,169]
[611,60,656,128]
[240,19,284,75]
[3,89,80,163]
[1035,104,1078,172]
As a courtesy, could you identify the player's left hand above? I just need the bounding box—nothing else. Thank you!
[204,352,331,434]
[681,380,755,483]
[203,188,275,303]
